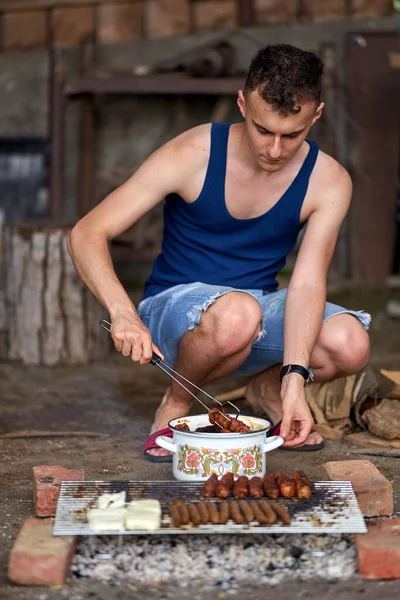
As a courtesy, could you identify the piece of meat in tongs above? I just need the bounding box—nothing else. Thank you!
[99,319,244,429]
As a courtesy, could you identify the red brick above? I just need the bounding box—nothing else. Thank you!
[52,6,95,48]
[8,519,77,586]
[255,0,298,24]
[33,466,85,518]
[350,0,393,18]
[302,0,347,21]
[3,10,47,51]
[145,0,191,38]
[98,2,143,43]
[356,518,400,579]
[193,0,238,32]
[323,460,393,517]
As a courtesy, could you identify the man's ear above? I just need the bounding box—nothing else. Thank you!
[237,90,246,119]
[312,102,324,125]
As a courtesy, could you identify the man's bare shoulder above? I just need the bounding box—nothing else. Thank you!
[313,150,352,194]
[167,123,212,166]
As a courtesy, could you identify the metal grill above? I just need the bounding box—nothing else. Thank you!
[54,480,367,536]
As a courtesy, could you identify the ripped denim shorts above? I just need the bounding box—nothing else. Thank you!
[136,282,371,378]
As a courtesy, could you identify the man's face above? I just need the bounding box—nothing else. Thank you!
[237,90,323,172]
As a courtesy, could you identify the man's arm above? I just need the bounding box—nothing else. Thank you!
[67,125,209,364]
[280,161,352,446]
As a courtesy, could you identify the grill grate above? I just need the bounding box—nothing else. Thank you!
[53,480,367,536]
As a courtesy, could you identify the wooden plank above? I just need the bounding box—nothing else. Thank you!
[49,49,65,219]
[3,9,47,50]
[97,2,143,43]
[346,32,400,285]
[51,5,94,47]
[0,0,124,10]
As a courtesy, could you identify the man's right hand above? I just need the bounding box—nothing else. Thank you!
[110,313,164,365]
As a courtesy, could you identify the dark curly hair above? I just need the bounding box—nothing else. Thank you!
[244,44,324,116]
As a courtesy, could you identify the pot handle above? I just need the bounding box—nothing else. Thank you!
[155,435,177,454]
[262,435,284,453]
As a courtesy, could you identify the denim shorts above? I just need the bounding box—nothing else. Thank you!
[137,282,371,378]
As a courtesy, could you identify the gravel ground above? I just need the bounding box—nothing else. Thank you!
[72,533,357,591]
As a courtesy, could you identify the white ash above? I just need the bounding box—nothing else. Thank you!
[72,534,357,589]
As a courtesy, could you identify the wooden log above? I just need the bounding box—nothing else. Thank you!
[3,221,109,365]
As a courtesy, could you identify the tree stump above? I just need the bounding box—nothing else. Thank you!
[3,221,110,365]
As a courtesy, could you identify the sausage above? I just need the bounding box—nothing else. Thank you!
[262,472,280,499]
[168,503,182,527]
[174,500,190,525]
[293,471,312,500]
[188,503,202,526]
[202,474,218,498]
[230,501,245,524]
[208,502,220,524]
[238,500,255,523]
[175,423,190,431]
[219,502,230,524]
[233,476,249,499]
[197,501,210,524]
[258,500,277,524]
[208,408,231,429]
[216,472,234,499]
[275,472,295,499]
[248,476,264,499]
[251,501,270,524]
[270,501,291,524]
[229,418,250,433]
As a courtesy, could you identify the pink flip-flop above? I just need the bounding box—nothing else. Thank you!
[268,421,325,451]
[144,427,174,463]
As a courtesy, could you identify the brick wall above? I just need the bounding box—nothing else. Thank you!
[0,0,395,51]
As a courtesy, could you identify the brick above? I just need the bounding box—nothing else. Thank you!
[313,423,343,441]
[323,460,393,517]
[3,10,47,51]
[356,518,400,579]
[98,2,143,43]
[255,0,298,24]
[52,6,95,48]
[145,0,191,38]
[33,466,85,518]
[8,519,76,586]
[302,0,347,22]
[193,0,238,32]
[350,0,394,18]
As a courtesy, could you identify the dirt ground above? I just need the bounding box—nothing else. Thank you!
[1,288,399,600]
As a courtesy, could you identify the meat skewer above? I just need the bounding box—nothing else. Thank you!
[262,472,280,499]
[219,502,231,524]
[188,503,202,526]
[202,474,218,498]
[270,501,291,524]
[258,500,278,524]
[275,472,295,499]
[168,503,182,527]
[216,472,234,499]
[233,476,249,499]
[208,502,220,524]
[197,501,210,524]
[293,471,312,500]
[238,500,255,522]
[174,500,190,525]
[230,501,246,524]
[251,501,270,524]
[248,476,264,498]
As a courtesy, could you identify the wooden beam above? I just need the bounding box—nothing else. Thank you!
[237,0,256,27]
[0,0,125,11]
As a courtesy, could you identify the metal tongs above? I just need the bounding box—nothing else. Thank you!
[99,320,240,428]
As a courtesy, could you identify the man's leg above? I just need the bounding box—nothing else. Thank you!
[148,291,263,457]
[245,313,370,445]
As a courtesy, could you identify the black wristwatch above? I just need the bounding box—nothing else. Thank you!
[279,364,312,386]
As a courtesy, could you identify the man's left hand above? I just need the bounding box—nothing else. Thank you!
[279,374,314,447]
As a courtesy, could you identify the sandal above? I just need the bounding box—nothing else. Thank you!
[144,427,174,463]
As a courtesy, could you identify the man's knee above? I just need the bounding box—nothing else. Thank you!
[200,292,262,356]
[318,315,370,377]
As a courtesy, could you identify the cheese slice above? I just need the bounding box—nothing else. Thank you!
[97,491,126,509]
[127,499,161,515]
[87,507,126,531]
[125,509,161,531]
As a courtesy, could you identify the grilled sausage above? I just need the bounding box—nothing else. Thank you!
[233,476,249,499]
[208,408,231,429]
[197,501,210,524]
[238,500,255,523]
[188,503,202,526]
[262,472,280,499]
[208,502,220,524]
[174,500,190,525]
[168,503,182,527]
[249,476,264,498]
[229,418,250,433]
[202,474,218,498]
[175,423,190,431]
[219,502,230,524]
[258,500,277,524]
[216,472,234,499]
[275,472,295,499]
[293,471,312,500]
[230,501,245,524]
[251,501,270,524]
[270,501,291,524]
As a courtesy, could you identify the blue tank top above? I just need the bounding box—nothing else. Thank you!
[142,122,319,300]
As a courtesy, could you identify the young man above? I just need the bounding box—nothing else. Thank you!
[68,44,370,462]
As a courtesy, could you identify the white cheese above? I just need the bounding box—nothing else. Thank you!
[87,507,126,531]
[97,491,126,509]
[125,509,161,531]
[127,499,161,515]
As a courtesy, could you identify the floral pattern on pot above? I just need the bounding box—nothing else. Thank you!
[177,444,263,477]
